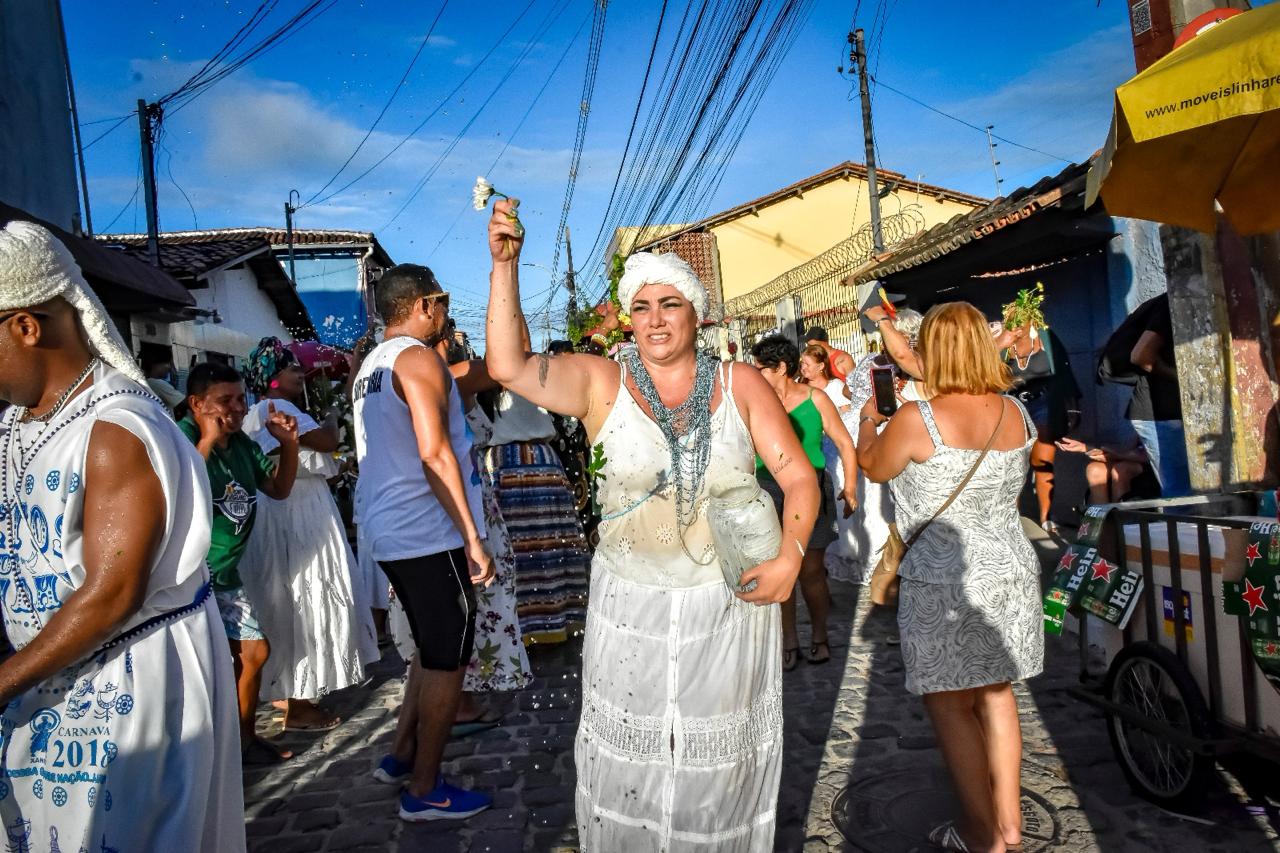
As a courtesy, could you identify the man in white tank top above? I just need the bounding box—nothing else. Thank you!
[0,221,244,851]
[352,263,496,823]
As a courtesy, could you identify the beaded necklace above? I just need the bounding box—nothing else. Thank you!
[623,349,716,530]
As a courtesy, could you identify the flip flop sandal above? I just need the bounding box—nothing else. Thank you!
[807,640,831,665]
[244,737,293,765]
[928,821,971,852]
[782,647,801,672]
[283,714,342,733]
[451,710,503,738]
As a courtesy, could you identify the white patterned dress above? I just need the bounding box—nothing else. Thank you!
[0,366,244,852]
[576,362,782,853]
[238,398,379,701]
[890,398,1045,695]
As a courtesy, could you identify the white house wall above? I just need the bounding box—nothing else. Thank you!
[195,267,294,346]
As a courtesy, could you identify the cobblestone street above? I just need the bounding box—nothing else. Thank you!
[245,574,1280,852]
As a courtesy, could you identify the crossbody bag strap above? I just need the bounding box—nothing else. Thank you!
[905,398,1008,549]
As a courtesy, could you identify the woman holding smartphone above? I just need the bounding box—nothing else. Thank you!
[857,302,1043,852]
[825,309,926,585]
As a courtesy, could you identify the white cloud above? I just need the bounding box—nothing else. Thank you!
[426,35,456,48]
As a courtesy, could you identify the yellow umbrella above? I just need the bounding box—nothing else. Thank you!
[1086,4,1280,235]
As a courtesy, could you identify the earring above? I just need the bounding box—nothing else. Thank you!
[270,380,280,389]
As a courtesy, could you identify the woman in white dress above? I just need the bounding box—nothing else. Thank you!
[239,338,378,730]
[484,198,820,852]
[825,309,926,584]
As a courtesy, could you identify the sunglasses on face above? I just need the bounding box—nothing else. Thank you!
[422,292,450,312]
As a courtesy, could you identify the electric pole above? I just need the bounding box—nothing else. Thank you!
[851,28,884,254]
[285,190,300,282]
[564,225,578,322]
[137,99,161,265]
[984,125,1004,198]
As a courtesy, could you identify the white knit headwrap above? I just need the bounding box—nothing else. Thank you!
[0,220,145,385]
[618,252,708,324]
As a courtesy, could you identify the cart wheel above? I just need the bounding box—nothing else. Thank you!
[1104,641,1214,811]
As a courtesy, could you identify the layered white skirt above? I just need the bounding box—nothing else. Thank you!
[575,564,782,852]
[240,476,379,699]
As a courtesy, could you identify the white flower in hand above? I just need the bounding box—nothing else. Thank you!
[474,176,523,237]
[472,176,497,211]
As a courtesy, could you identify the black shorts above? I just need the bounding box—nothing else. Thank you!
[378,548,476,671]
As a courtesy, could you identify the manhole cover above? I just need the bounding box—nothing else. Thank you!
[831,765,1061,852]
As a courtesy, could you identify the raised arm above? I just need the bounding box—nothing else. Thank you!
[450,358,500,399]
[864,306,923,379]
[812,390,858,514]
[857,397,930,483]
[397,345,494,585]
[485,199,616,425]
[0,422,163,705]
[732,365,820,605]
[258,402,300,500]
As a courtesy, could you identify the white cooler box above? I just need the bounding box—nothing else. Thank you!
[1083,517,1280,734]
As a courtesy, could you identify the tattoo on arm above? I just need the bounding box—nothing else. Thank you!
[537,353,550,387]
[772,453,793,475]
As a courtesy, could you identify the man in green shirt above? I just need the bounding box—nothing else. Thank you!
[180,361,299,761]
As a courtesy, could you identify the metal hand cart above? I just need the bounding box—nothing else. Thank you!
[1066,495,1280,811]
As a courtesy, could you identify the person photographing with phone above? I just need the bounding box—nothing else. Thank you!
[857,302,1043,852]
[825,304,927,585]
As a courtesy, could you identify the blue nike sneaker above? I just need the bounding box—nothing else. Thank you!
[398,778,492,822]
[372,754,412,785]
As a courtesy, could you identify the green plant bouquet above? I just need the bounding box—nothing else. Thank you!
[1002,281,1048,333]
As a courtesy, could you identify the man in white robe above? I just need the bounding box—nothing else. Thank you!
[0,220,244,851]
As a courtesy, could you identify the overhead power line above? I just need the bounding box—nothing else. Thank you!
[302,0,452,206]
[868,75,1073,165]
[425,11,592,259]
[380,0,576,230]
[300,0,539,210]
[547,0,610,283]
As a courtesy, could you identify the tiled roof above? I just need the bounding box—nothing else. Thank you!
[637,161,988,251]
[843,160,1095,288]
[98,236,266,280]
[97,234,317,339]
[98,227,394,266]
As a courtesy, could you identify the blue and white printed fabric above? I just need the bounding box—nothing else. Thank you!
[0,365,245,852]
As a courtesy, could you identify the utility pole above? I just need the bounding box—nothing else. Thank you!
[851,28,884,254]
[564,225,578,321]
[284,190,300,282]
[984,125,1004,198]
[136,99,161,266]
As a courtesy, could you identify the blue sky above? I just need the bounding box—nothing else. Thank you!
[65,0,1148,348]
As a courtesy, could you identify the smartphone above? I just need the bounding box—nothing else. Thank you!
[871,364,897,418]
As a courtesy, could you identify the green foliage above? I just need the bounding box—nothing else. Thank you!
[1002,281,1048,330]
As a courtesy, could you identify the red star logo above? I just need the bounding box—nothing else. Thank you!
[1266,643,1279,656]
[1091,557,1116,583]
[1246,542,1262,566]
[1057,551,1076,572]
[1242,579,1269,616]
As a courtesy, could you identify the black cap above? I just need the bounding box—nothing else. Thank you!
[804,326,829,342]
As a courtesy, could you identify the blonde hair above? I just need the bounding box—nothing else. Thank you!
[800,343,831,379]
[918,302,1012,395]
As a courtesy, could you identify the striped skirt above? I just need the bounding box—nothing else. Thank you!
[486,440,591,645]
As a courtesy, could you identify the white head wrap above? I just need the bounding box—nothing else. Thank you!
[0,220,146,384]
[617,252,708,324]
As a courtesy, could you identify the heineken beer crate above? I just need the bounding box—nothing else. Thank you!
[1089,518,1280,731]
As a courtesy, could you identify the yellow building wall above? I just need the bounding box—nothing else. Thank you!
[710,176,982,304]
